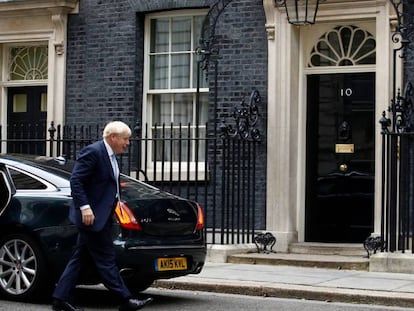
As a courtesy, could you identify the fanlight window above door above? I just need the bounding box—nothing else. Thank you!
[309,25,376,67]
[9,46,48,81]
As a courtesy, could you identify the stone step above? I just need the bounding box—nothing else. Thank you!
[288,242,367,257]
[227,252,369,271]
[227,242,369,271]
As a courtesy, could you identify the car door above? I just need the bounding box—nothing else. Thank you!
[0,163,16,216]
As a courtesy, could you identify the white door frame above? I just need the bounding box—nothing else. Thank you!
[0,0,79,153]
[263,0,395,251]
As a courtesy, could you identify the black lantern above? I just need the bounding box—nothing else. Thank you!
[277,0,320,25]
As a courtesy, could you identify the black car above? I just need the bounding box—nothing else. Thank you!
[0,154,206,301]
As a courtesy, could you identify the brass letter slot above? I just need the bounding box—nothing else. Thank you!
[335,144,354,153]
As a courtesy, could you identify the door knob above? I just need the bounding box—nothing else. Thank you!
[339,163,348,172]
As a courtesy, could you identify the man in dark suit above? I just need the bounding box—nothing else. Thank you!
[52,121,153,311]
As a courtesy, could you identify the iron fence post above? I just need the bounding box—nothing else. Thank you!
[48,121,56,157]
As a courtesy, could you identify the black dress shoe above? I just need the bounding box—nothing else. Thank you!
[119,297,153,311]
[52,299,84,311]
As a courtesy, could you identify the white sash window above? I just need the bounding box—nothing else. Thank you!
[143,10,209,180]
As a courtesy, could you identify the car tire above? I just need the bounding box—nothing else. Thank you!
[0,233,48,301]
[125,278,154,294]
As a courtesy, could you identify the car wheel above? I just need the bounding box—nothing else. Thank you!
[0,233,48,301]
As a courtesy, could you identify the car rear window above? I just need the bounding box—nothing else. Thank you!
[120,175,164,200]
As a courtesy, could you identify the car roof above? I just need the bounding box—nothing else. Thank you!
[0,154,181,200]
[0,154,73,188]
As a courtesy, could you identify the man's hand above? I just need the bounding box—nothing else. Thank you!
[81,207,95,226]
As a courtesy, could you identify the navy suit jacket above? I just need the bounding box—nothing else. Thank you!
[69,140,118,232]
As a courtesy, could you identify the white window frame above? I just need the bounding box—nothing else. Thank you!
[142,9,209,182]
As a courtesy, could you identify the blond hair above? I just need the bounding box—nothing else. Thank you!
[102,121,131,138]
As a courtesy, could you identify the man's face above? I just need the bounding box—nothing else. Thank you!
[109,133,130,154]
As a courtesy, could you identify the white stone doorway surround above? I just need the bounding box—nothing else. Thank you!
[263,0,396,252]
[0,0,79,153]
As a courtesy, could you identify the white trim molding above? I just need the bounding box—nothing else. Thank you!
[0,0,79,154]
[263,0,394,251]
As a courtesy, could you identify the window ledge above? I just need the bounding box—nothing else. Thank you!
[130,162,208,182]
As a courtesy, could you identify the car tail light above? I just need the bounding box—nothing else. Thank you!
[115,201,142,231]
[195,203,205,231]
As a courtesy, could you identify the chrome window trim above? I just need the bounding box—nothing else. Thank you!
[0,170,12,216]
[6,165,58,192]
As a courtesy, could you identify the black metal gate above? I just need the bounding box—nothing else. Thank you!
[376,0,414,254]
[379,88,414,253]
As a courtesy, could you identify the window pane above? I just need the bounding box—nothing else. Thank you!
[153,94,172,125]
[41,93,47,112]
[172,17,191,52]
[309,26,375,67]
[9,46,48,81]
[198,93,209,124]
[153,126,206,162]
[153,93,209,126]
[193,57,208,89]
[150,55,168,89]
[355,38,376,64]
[153,127,187,161]
[193,15,205,49]
[195,127,206,161]
[350,29,365,55]
[339,27,352,54]
[13,94,27,112]
[150,18,169,53]
[193,16,208,88]
[171,54,190,88]
[174,93,193,124]
[172,128,189,161]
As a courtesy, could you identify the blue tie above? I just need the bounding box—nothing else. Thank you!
[111,153,119,179]
[111,154,120,200]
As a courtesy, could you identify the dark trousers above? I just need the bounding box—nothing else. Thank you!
[52,220,131,302]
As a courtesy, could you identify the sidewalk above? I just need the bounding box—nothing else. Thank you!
[153,261,414,308]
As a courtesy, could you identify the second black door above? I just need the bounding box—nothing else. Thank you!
[7,86,47,155]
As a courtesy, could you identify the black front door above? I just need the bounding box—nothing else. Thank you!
[305,73,375,243]
[7,86,47,155]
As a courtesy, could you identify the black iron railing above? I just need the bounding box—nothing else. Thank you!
[378,0,414,254]
[1,120,262,245]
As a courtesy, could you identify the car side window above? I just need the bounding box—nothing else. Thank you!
[9,168,47,190]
